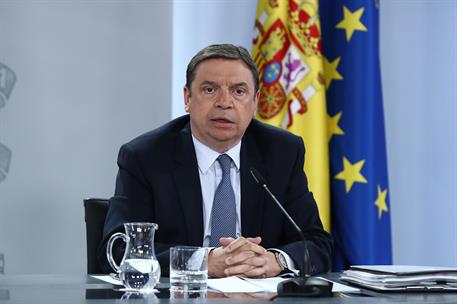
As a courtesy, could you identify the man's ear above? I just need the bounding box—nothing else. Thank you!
[184,86,191,113]
[252,90,260,117]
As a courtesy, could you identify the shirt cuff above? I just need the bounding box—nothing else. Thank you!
[268,248,300,277]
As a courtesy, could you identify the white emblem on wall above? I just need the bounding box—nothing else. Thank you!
[0,62,16,183]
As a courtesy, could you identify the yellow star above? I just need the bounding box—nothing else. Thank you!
[374,185,389,220]
[336,6,367,42]
[328,112,344,142]
[323,56,343,90]
[335,157,367,193]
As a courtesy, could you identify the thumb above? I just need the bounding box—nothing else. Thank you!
[219,237,235,247]
[246,236,262,245]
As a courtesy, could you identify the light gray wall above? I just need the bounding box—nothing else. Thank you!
[0,1,172,274]
[381,0,457,267]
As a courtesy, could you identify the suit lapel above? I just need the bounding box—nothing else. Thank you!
[172,123,204,246]
[240,125,267,238]
[171,119,268,243]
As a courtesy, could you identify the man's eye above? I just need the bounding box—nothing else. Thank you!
[234,88,247,96]
[203,87,215,94]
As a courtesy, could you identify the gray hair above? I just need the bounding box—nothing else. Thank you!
[185,44,259,96]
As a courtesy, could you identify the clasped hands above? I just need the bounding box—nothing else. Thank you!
[208,236,282,278]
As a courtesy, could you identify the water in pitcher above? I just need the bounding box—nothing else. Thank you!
[106,222,161,292]
[120,259,161,291]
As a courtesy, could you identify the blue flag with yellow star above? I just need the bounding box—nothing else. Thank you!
[319,0,392,270]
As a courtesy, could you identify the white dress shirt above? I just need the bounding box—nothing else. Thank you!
[191,135,299,276]
[192,135,242,246]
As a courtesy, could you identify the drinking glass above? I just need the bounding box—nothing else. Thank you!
[169,246,208,292]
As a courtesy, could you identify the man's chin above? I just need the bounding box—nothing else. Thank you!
[206,133,241,151]
[211,134,239,144]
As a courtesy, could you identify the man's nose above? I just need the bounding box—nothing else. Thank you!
[215,88,234,108]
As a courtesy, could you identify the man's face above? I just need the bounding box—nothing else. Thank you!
[184,58,259,152]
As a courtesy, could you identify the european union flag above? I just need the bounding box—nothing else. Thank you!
[319,0,392,270]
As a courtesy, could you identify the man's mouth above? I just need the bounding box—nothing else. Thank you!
[211,118,234,124]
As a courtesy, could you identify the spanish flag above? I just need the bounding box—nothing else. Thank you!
[252,0,330,230]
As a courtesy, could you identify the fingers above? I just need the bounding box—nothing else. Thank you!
[226,263,266,277]
[224,250,281,278]
[224,237,248,252]
[218,236,262,248]
[226,251,267,267]
[246,236,262,245]
[225,256,267,276]
[225,237,266,255]
[243,251,281,278]
[219,237,234,247]
[224,263,255,276]
[208,236,272,278]
[225,249,256,266]
[243,266,267,278]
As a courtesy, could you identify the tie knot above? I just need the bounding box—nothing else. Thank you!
[217,154,232,174]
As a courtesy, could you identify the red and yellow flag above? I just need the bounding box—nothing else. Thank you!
[252,0,330,230]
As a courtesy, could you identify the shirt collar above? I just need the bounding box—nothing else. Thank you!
[192,135,241,174]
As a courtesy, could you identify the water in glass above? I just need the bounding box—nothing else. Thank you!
[170,246,208,292]
[170,269,208,291]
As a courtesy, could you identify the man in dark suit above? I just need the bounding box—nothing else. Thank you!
[99,44,332,278]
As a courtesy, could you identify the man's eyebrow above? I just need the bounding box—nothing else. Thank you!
[198,81,249,88]
[199,80,218,86]
[230,82,249,87]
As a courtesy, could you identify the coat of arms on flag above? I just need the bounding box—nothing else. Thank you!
[252,0,330,231]
[253,0,325,129]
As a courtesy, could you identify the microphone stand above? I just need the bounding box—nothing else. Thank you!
[250,168,333,298]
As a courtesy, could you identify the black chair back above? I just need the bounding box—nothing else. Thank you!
[83,198,108,274]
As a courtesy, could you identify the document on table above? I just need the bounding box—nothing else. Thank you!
[208,276,271,293]
[349,265,457,276]
[341,265,457,291]
[91,274,123,286]
[208,276,360,294]
[242,277,286,292]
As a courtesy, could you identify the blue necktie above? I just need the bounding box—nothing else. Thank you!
[209,154,236,247]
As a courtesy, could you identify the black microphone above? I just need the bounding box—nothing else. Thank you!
[250,167,333,298]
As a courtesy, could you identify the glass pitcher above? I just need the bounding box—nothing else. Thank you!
[107,222,161,291]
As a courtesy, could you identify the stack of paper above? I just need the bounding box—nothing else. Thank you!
[208,276,360,294]
[341,265,457,292]
[208,276,284,293]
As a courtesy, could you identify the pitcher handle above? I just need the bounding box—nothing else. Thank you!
[106,232,128,273]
